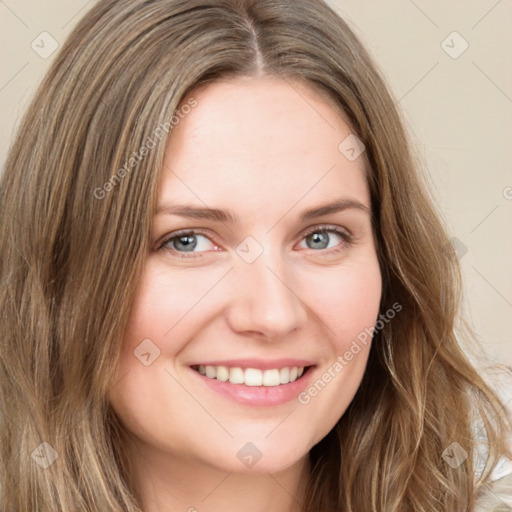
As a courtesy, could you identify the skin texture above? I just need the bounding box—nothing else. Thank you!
[107,77,382,512]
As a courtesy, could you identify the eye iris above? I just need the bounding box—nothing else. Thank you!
[307,231,329,250]
[174,234,197,252]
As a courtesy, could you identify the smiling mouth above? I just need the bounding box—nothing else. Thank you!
[190,364,312,386]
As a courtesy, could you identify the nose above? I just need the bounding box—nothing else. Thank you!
[225,246,308,339]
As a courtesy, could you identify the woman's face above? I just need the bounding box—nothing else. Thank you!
[108,77,382,474]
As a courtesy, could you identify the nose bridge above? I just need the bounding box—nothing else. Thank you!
[226,238,307,337]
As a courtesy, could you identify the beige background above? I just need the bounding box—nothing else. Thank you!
[1,1,511,365]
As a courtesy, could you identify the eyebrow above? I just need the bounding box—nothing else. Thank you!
[156,198,370,223]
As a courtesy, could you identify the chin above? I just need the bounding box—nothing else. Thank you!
[201,436,312,475]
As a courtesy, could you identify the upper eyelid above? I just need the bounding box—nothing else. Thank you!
[301,224,352,237]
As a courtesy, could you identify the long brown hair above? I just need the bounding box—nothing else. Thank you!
[1,0,510,510]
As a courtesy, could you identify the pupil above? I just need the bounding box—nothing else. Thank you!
[175,235,197,251]
[308,231,328,249]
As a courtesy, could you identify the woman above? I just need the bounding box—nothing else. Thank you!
[0,0,510,510]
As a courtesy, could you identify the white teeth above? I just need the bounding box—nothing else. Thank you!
[229,367,244,384]
[195,365,306,386]
[279,367,290,384]
[262,369,280,387]
[216,365,229,382]
[244,368,263,386]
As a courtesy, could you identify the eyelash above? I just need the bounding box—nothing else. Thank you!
[157,224,354,260]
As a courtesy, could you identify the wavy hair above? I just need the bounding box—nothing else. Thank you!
[0,0,510,510]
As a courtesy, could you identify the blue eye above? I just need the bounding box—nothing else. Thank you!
[158,225,352,259]
[160,230,217,256]
[298,226,352,252]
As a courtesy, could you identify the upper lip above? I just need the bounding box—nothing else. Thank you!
[189,358,315,370]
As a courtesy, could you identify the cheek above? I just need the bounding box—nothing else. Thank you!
[300,256,382,348]
[120,262,206,359]
[108,264,211,453]
[294,259,381,441]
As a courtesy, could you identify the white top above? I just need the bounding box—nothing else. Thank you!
[473,367,512,510]
[474,468,512,511]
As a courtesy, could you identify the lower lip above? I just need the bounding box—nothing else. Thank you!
[189,367,315,406]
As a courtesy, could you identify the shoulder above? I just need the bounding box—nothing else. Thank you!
[474,472,512,511]
[473,366,512,511]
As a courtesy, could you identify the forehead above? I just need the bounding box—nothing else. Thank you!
[160,77,369,217]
